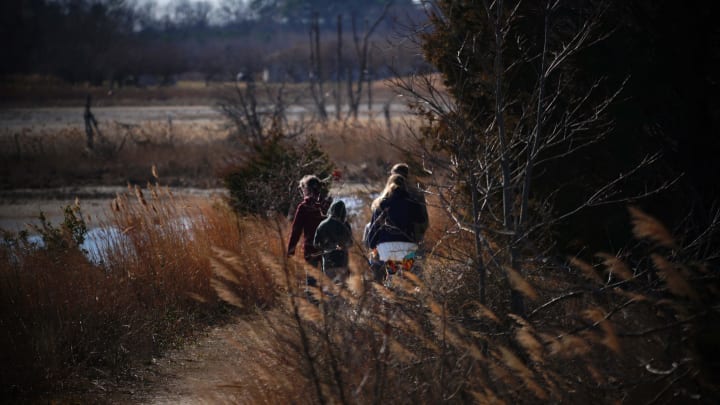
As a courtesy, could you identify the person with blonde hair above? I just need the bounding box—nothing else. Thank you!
[390,162,429,242]
[365,174,426,282]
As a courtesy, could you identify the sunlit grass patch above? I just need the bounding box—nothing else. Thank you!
[0,183,278,396]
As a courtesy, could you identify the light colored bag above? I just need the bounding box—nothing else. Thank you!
[376,241,418,261]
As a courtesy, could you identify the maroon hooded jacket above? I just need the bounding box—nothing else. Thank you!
[287,196,331,263]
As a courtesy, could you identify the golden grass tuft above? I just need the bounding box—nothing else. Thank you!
[516,326,545,364]
[595,252,634,281]
[504,266,539,301]
[569,256,604,285]
[388,274,421,296]
[583,308,621,354]
[466,300,501,323]
[371,282,398,303]
[401,270,425,288]
[345,266,365,297]
[612,287,649,303]
[296,298,324,324]
[470,388,508,405]
[628,206,676,249]
[210,278,245,309]
[209,256,242,285]
[542,333,592,358]
[586,364,606,386]
[388,338,418,363]
[427,298,444,317]
[651,254,699,301]
[496,346,547,400]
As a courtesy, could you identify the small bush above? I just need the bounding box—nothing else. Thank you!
[221,135,334,216]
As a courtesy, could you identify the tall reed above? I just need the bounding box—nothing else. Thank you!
[207,207,719,404]
[0,182,275,398]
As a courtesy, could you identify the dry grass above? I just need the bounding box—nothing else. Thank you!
[1,175,717,404]
[0,109,418,190]
[0,182,277,398]
[312,119,415,182]
[1,91,716,403]
[194,205,719,404]
[0,122,230,189]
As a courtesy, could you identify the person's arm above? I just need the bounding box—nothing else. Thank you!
[313,222,331,251]
[411,191,429,242]
[342,222,353,248]
[287,204,305,255]
[367,208,383,249]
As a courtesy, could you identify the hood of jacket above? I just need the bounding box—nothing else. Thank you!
[328,200,347,221]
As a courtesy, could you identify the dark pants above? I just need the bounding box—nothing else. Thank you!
[304,255,321,286]
[370,260,386,283]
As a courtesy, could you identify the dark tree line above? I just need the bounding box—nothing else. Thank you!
[1,0,427,86]
[559,0,720,256]
[414,0,720,260]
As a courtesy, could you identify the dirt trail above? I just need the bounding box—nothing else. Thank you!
[100,320,256,405]
[138,322,252,404]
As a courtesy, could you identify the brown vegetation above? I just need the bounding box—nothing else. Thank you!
[1,172,717,403]
[1,122,228,189]
[0,184,260,397]
[198,203,719,404]
[0,78,716,404]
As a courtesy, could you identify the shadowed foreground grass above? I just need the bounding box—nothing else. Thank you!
[200,204,720,404]
[1,173,718,403]
[0,184,278,399]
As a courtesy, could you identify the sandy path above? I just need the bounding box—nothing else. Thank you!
[132,322,252,405]
[64,319,256,405]
[110,311,303,405]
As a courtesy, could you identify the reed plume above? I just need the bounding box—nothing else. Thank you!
[628,206,676,249]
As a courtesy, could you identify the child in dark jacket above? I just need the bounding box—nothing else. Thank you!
[314,200,353,284]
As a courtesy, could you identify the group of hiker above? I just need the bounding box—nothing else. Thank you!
[286,163,429,287]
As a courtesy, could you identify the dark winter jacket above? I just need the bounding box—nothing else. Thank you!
[288,195,331,263]
[314,200,353,269]
[408,184,429,242]
[366,189,425,249]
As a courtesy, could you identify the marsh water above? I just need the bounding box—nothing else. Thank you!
[0,103,408,130]
[0,185,373,263]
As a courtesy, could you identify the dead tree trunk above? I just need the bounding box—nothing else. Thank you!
[83,94,102,150]
[367,62,373,118]
[309,12,328,121]
[347,3,391,120]
[335,14,343,121]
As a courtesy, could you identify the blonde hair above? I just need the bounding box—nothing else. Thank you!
[371,174,407,211]
[299,174,321,197]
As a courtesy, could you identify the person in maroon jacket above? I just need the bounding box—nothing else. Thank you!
[287,175,331,285]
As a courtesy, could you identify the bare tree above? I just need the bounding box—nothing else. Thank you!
[309,12,329,121]
[395,0,672,314]
[335,14,343,121]
[83,94,100,151]
[346,2,393,120]
[217,76,310,148]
